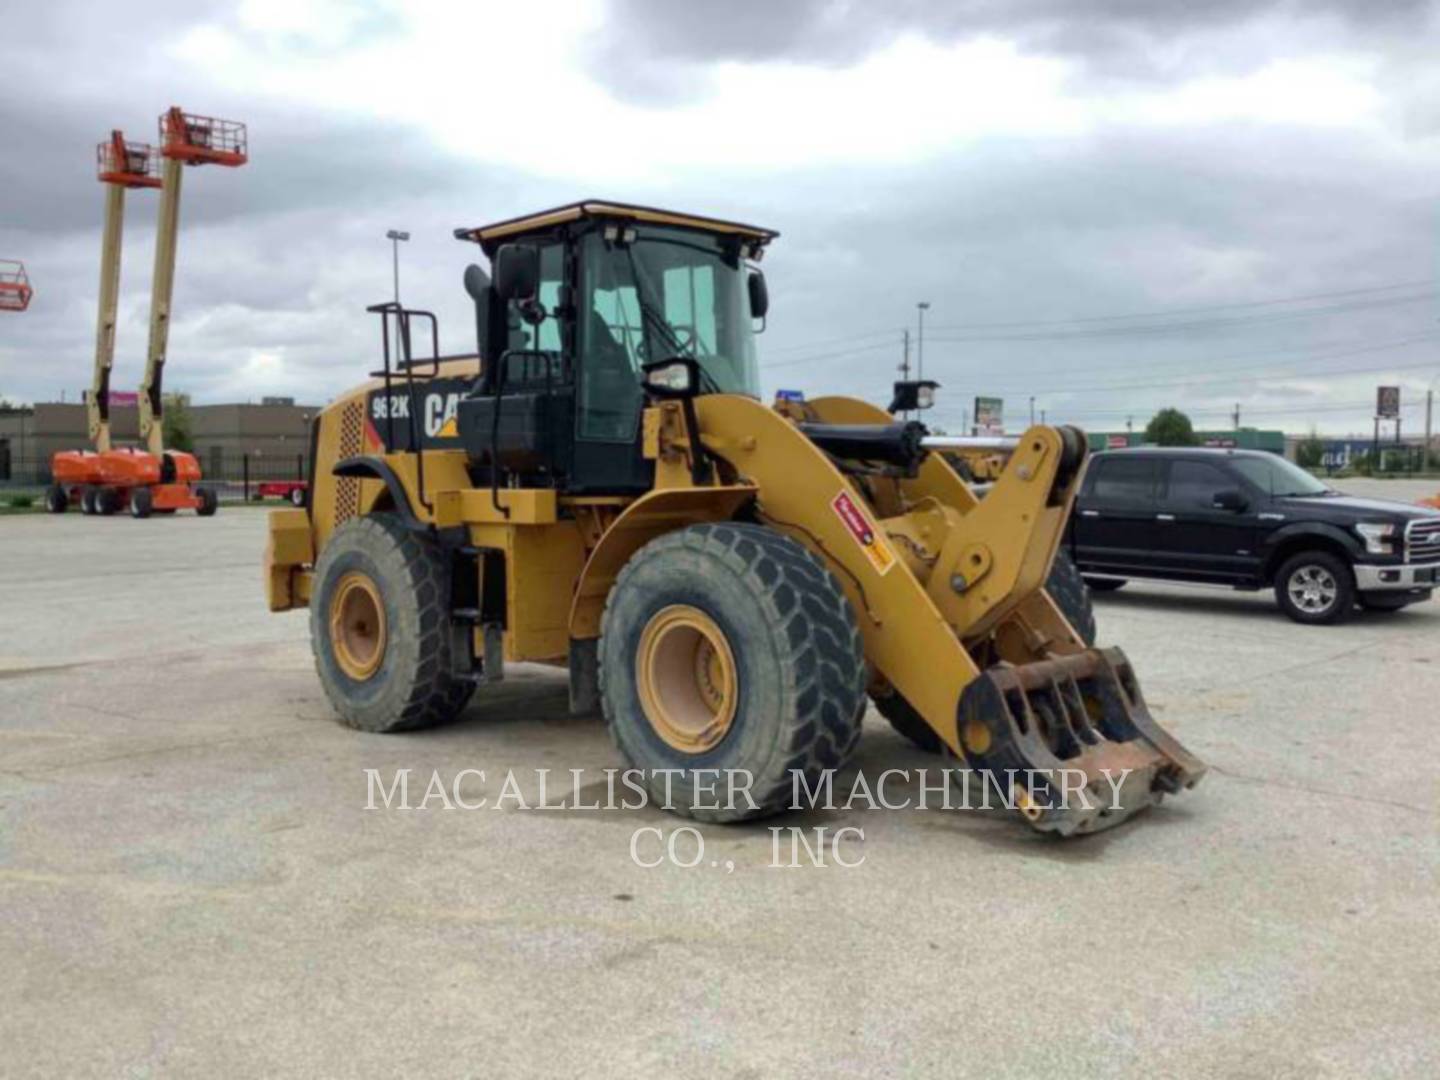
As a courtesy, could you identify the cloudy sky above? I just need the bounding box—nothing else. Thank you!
[2,0,1437,436]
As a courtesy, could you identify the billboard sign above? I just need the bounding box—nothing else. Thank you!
[973,395,1004,435]
[1377,386,1400,419]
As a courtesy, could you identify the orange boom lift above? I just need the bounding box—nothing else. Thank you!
[48,110,248,516]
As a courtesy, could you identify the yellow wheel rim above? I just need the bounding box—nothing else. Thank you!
[636,605,738,753]
[330,571,387,681]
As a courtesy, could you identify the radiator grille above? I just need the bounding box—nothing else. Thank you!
[1408,518,1440,561]
[334,401,363,524]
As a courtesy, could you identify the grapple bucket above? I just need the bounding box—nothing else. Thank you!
[957,647,1206,836]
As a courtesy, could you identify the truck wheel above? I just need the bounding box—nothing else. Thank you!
[80,487,97,515]
[130,487,153,518]
[290,486,307,508]
[874,550,1099,754]
[45,484,68,514]
[95,487,120,515]
[311,513,474,733]
[196,487,218,516]
[599,522,865,822]
[1084,577,1126,592]
[1275,550,1354,625]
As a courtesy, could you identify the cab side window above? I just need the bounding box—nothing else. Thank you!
[1164,461,1233,510]
[1090,457,1159,506]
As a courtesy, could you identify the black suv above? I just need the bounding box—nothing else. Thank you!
[1065,447,1440,624]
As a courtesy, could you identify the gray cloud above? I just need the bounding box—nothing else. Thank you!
[589,0,1437,102]
[3,0,1436,438]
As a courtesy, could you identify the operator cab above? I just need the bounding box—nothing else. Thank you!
[453,200,776,494]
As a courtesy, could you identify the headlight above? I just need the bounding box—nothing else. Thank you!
[1355,521,1397,556]
[641,359,695,396]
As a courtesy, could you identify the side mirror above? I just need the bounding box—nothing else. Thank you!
[495,244,539,302]
[1213,489,1248,512]
[747,269,769,320]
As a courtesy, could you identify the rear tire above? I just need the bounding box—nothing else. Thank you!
[311,513,474,733]
[1275,550,1354,625]
[875,549,1099,754]
[196,487,218,516]
[599,523,865,822]
[95,487,120,515]
[45,484,68,514]
[80,487,97,515]
[129,487,152,518]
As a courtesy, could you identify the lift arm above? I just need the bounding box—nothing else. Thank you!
[89,182,126,452]
[138,153,183,455]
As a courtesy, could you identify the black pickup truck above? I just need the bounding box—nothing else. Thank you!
[1065,447,1440,624]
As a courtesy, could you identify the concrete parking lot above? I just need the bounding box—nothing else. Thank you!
[2,490,1437,1078]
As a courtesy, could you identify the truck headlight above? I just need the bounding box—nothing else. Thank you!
[1355,521,1397,556]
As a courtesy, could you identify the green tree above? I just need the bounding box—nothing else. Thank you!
[1295,429,1325,469]
[163,392,194,452]
[1144,407,1197,447]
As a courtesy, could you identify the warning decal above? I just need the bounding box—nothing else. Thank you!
[831,490,896,576]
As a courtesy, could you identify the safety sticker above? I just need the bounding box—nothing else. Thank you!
[831,490,896,576]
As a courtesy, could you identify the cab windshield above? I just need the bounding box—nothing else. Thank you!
[581,226,760,399]
[1230,455,1333,497]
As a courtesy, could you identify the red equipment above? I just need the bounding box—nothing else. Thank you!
[0,259,32,312]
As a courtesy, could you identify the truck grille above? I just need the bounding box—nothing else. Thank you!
[1408,518,1440,561]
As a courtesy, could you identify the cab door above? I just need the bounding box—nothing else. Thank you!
[1150,458,1260,583]
[1072,455,1161,575]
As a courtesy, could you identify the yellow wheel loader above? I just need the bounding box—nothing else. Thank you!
[264,201,1205,835]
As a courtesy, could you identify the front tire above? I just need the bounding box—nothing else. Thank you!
[196,486,218,516]
[599,523,865,822]
[129,487,152,518]
[1275,550,1354,625]
[875,550,1099,753]
[311,514,474,733]
[45,484,68,514]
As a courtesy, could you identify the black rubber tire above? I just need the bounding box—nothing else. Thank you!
[311,513,474,733]
[95,487,120,516]
[80,487,97,515]
[1047,549,1097,647]
[45,484,68,514]
[290,486,307,508]
[1274,550,1354,625]
[1084,577,1127,593]
[196,487,218,516]
[129,487,152,518]
[873,550,1099,754]
[598,522,866,822]
[1359,592,1423,612]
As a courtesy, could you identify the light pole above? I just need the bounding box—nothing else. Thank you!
[386,229,409,362]
[916,301,930,382]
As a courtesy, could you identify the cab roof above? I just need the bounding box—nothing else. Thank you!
[453,200,779,254]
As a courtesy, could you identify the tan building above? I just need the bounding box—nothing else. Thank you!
[0,400,321,484]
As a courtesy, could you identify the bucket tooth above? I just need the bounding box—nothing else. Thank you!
[956,647,1207,836]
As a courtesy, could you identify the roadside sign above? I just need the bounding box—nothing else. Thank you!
[1107,434,1129,449]
[973,395,1004,435]
[775,389,805,403]
[1377,386,1400,419]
